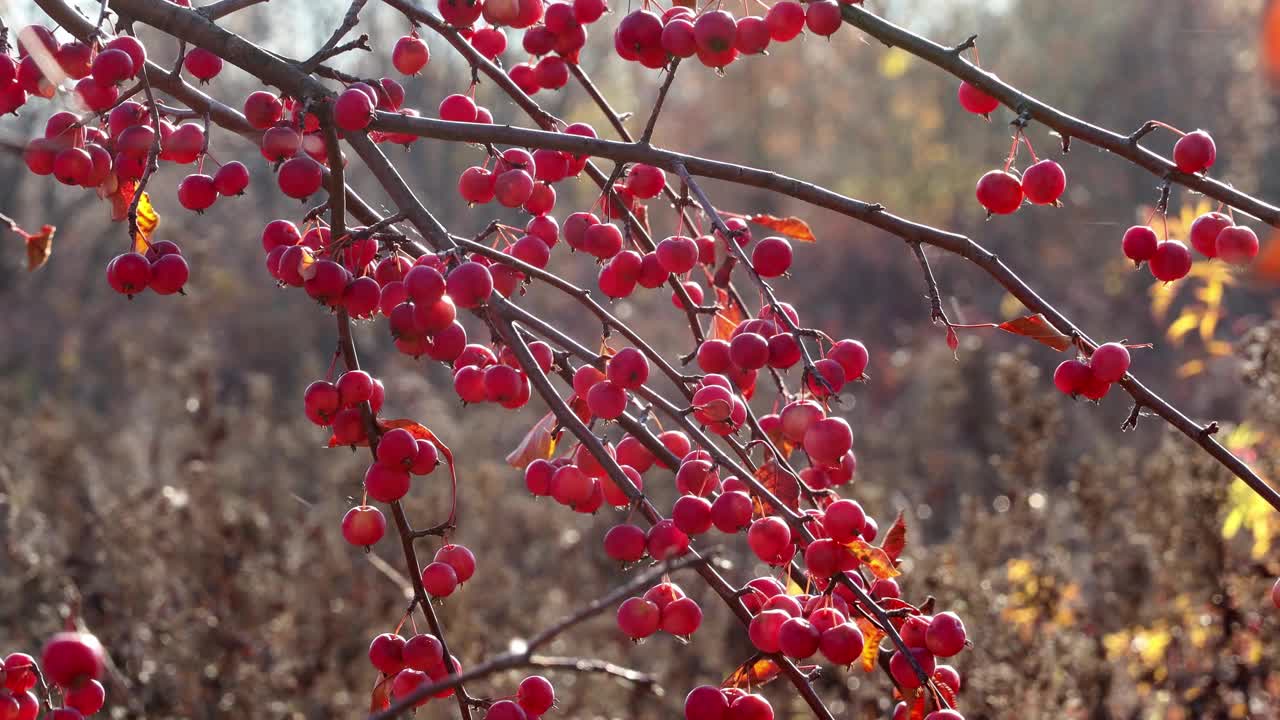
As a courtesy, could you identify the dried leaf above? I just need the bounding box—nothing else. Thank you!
[856,617,885,673]
[881,511,907,562]
[1264,0,1280,88]
[749,213,816,243]
[712,287,743,341]
[23,224,54,271]
[996,314,1072,351]
[506,412,560,469]
[753,461,800,514]
[722,655,783,689]
[846,538,901,579]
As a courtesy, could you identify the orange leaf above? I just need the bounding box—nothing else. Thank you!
[1264,0,1280,89]
[299,247,318,281]
[24,225,54,271]
[856,617,886,673]
[712,287,743,341]
[753,461,800,514]
[996,313,1072,352]
[846,538,901,579]
[506,411,560,469]
[881,511,907,563]
[749,213,816,243]
[722,655,783,689]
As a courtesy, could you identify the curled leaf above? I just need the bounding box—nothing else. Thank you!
[749,213,816,243]
[10,223,55,272]
[506,411,560,468]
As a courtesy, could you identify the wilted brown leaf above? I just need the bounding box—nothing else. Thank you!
[750,213,816,243]
[23,224,54,271]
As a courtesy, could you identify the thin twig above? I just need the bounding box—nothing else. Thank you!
[300,0,370,73]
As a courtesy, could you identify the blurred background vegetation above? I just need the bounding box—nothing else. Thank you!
[2,0,1280,717]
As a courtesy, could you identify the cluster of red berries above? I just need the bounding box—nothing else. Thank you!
[956,80,1068,214]
[1120,209,1259,283]
[1052,341,1131,401]
[613,1,844,72]
[105,240,190,297]
[367,632,463,708]
[4,28,145,113]
[502,0,602,94]
[0,633,108,719]
[616,581,703,639]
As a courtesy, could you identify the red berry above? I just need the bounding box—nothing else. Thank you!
[889,647,936,689]
[646,519,690,559]
[40,633,104,688]
[64,679,105,715]
[183,48,223,81]
[1149,240,1192,282]
[1089,342,1131,383]
[277,156,324,199]
[178,173,218,212]
[213,161,250,196]
[421,561,459,596]
[342,505,386,546]
[729,694,773,720]
[1189,211,1231,258]
[1173,129,1215,174]
[684,685,729,720]
[446,261,494,308]
[957,80,999,114]
[819,622,865,665]
[335,87,376,131]
[804,0,842,36]
[517,675,555,715]
[107,252,152,295]
[1021,159,1066,205]
[604,524,648,562]
[803,417,853,466]
[369,633,406,675]
[243,90,284,129]
[91,48,135,85]
[439,93,478,122]
[748,609,789,653]
[672,495,713,535]
[393,35,431,75]
[1121,225,1159,263]
[616,597,661,639]
[975,169,1023,214]
[778,616,821,659]
[149,253,190,295]
[752,237,793,277]
[765,1,806,42]
[365,462,411,503]
[710,491,753,533]
[747,516,792,565]
[1216,225,1259,265]
[925,611,967,657]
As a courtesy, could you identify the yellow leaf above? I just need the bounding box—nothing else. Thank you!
[845,538,900,579]
[998,292,1023,320]
[1166,310,1201,342]
[855,617,885,673]
[1175,360,1205,378]
[878,47,911,79]
[1206,340,1234,357]
[1148,281,1178,321]
[1222,507,1244,540]
[131,191,160,252]
[1198,308,1219,342]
